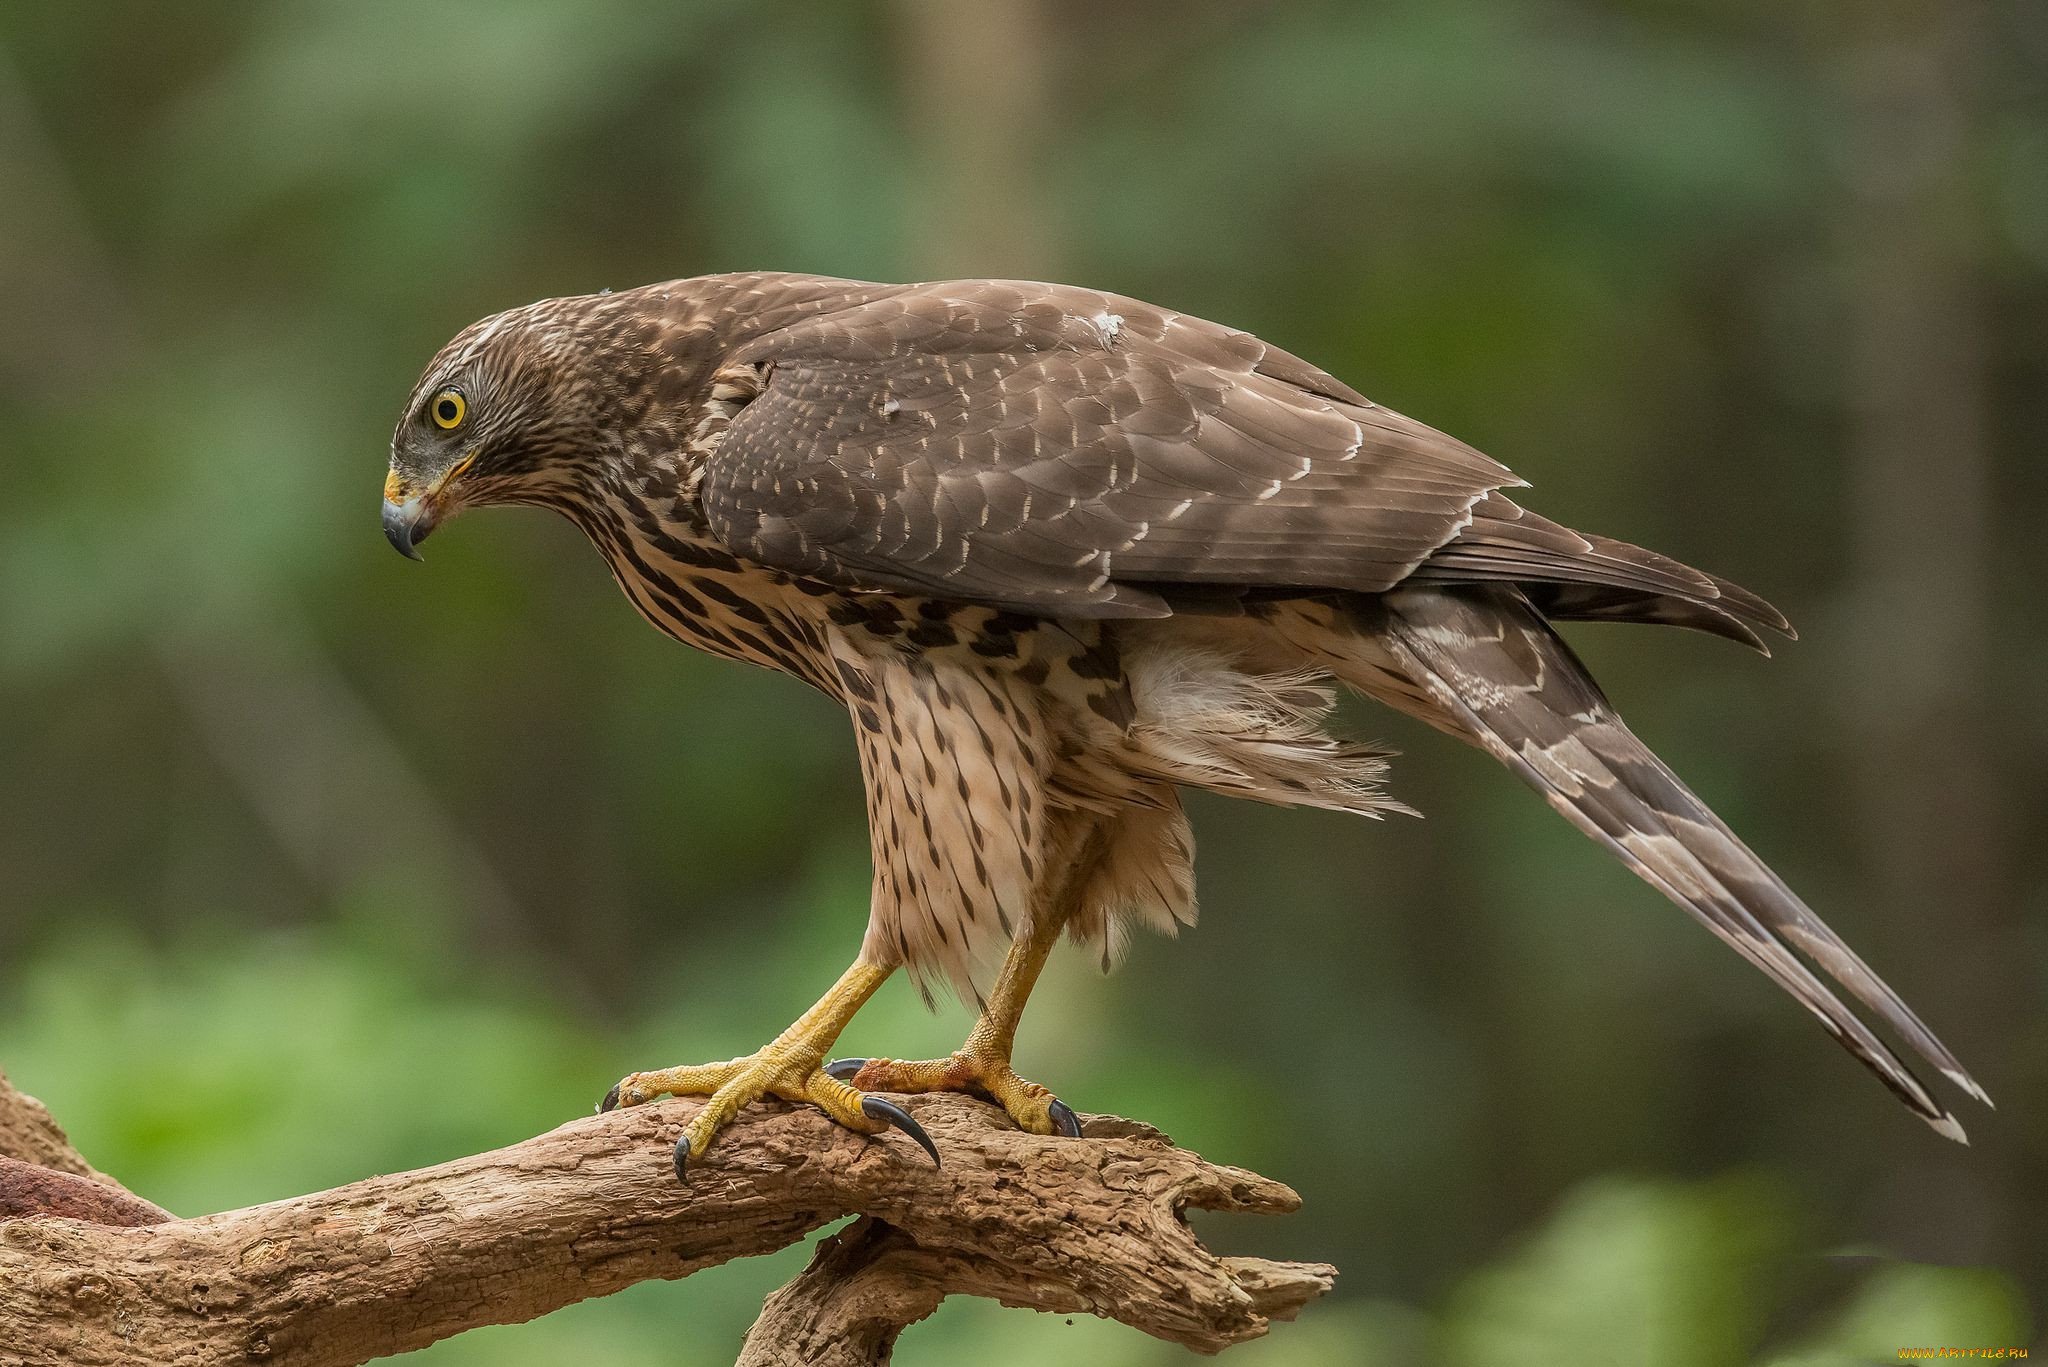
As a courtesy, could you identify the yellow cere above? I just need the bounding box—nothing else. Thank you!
[430,388,467,430]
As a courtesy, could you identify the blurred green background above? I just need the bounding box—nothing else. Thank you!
[1,1,2041,1361]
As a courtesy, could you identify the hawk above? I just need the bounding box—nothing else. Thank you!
[383,272,1988,1173]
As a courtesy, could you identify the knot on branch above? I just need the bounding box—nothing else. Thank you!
[0,1156,172,1228]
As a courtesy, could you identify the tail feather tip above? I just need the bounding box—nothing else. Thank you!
[1946,1068,1994,1110]
[1928,1110,1970,1145]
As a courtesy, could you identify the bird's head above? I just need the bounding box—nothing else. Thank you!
[383,291,690,558]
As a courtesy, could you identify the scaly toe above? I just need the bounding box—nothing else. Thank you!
[602,1059,746,1113]
[849,1053,1081,1138]
[659,1062,948,1183]
[666,1066,784,1181]
[990,1080,1064,1136]
[795,1068,942,1166]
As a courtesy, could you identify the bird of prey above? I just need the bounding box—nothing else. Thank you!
[383,272,1988,1173]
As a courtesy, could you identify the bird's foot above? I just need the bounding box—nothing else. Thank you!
[824,1050,1083,1138]
[600,1048,938,1180]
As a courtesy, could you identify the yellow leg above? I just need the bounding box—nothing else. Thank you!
[600,958,937,1176]
[830,907,1084,1137]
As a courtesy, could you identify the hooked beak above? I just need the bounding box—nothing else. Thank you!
[381,456,472,561]
[382,493,431,560]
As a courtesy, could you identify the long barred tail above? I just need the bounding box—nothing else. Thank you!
[1371,585,1989,1141]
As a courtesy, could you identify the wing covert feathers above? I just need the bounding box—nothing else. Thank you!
[693,276,1791,645]
[702,278,1520,614]
[1372,586,1986,1140]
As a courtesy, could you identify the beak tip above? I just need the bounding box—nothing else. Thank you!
[382,498,431,561]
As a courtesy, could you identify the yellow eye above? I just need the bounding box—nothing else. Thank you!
[429,389,467,430]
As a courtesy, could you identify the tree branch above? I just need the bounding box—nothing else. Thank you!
[0,1086,1333,1365]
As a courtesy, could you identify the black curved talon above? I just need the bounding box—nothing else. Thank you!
[672,1136,691,1184]
[860,1095,941,1167]
[598,1083,622,1114]
[1047,1098,1083,1139]
[822,1057,868,1082]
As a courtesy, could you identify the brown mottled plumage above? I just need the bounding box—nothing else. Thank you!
[385,272,1986,1164]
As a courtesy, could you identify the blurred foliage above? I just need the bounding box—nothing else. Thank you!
[1,0,2042,1361]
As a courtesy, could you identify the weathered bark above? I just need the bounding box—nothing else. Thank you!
[0,1078,1332,1366]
